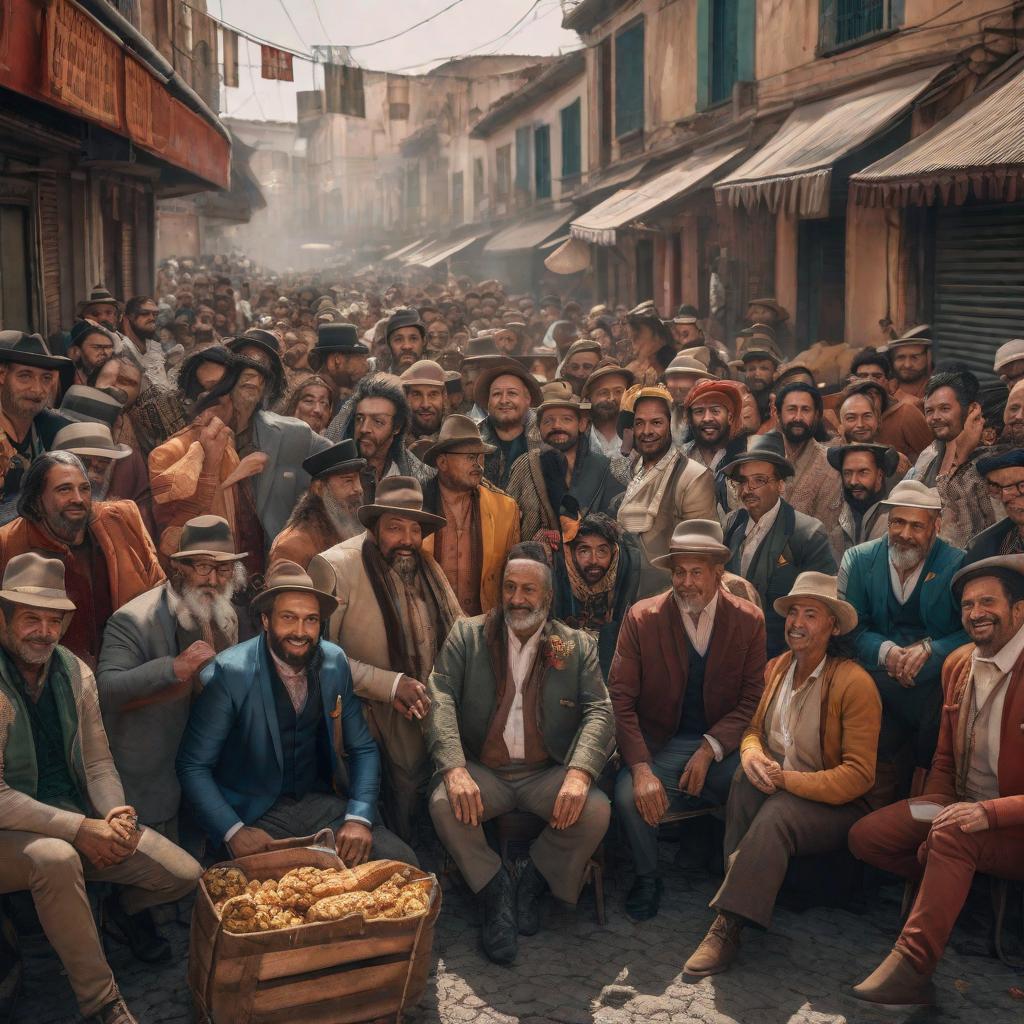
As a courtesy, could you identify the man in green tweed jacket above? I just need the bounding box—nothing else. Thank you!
[426,546,613,966]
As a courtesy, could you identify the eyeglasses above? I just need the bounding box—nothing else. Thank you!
[735,475,776,491]
[986,479,1024,499]
[185,561,236,578]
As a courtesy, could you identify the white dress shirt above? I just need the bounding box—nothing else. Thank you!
[672,590,724,761]
[739,498,781,575]
[767,656,827,769]
[502,624,545,760]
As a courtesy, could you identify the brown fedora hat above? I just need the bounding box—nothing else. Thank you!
[357,476,446,535]
[0,552,76,612]
[170,515,247,563]
[399,359,446,389]
[535,379,589,416]
[773,571,857,636]
[474,360,543,409]
[650,520,731,568]
[422,414,495,467]
[251,559,338,619]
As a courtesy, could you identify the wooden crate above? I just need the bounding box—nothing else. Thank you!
[188,846,441,1024]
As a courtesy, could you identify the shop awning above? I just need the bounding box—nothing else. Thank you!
[409,231,491,268]
[851,61,1024,207]
[715,66,944,218]
[383,238,427,262]
[571,145,743,246]
[399,238,441,265]
[484,208,574,253]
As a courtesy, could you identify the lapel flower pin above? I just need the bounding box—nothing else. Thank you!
[545,634,575,670]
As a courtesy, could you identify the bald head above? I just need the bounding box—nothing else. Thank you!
[839,392,879,444]
[1005,379,1024,446]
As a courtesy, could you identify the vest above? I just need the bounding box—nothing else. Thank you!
[678,649,709,736]
[22,676,85,813]
[270,662,323,800]
[886,573,927,649]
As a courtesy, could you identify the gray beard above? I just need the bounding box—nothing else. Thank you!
[890,541,927,574]
[389,552,419,584]
[321,492,361,538]
[505,605,548,635]
[169,568,244,639]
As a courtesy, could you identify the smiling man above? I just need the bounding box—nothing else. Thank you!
[682,378,747,518]
[966,449,1024,562]
[400,359,448,442]
[0,452,164,668]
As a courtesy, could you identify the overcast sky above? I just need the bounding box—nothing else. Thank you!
[213,0,581,122]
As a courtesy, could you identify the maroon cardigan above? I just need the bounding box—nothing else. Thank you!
[608,588,767,767]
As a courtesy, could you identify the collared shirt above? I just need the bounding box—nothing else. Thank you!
[877,548,930,667]
[502,624,545,760]
[767,656,827,769]
[623,446,675,504]
[739,498,781,576]
[270,650,308,714]
[671,590,724,762]
[966,620,1024,800]
[589,425,621,460]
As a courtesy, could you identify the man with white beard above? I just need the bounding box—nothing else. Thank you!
[97,516,247,837]
[838,481,968,783]
[269,439,366,569]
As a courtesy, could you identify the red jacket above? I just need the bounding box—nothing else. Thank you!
[926,643,1024,830]
[608,588,766,766]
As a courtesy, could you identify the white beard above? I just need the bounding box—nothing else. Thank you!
[167,564,245,643]
[890,542,926,574]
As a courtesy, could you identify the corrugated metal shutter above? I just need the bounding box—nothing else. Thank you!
[121,220,135,300]
[37,174,61,334]
[933,203,1024,376]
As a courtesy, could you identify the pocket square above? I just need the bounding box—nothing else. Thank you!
[777,554,789,567]
[925,572,936,583]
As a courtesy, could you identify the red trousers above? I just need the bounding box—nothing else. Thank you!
[849,796,1024,972]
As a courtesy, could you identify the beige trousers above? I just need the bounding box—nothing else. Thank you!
[0,827,201,1016]
[429,761,610,904]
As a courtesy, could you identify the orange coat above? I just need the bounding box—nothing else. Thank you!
[0,500,164,612]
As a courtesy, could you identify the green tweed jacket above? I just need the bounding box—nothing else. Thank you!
[426,612,614,780]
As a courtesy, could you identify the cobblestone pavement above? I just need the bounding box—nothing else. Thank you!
[14,849,1024,1024]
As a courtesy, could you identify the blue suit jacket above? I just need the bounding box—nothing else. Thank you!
[176,636,380,843]
[839,535,968,681]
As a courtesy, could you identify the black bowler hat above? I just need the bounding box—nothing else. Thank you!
[385,308,426,342]
[308,324,369,371]
[826,442,900,477]
[227,329,282,371]
[302,438,367,481]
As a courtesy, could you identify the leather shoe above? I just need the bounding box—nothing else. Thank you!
[851,950,935,1007]
[478,867,517,965]
[101,897,172,965]
[683,913,743,976]
[84,995,138,1024]
[625,875,663,921]
[515,858,548,937]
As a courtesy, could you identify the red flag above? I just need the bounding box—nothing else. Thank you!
[261,45,294,82]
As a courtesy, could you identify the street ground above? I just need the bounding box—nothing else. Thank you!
[14,836,1024,1024]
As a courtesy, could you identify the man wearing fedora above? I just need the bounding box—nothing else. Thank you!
[52,421,132,503]
[722,434,836,658]
[0,552,201,1024]
[98,516,247,837]
[738,332,782,433]
[426,548,614,965]
[420,416,520,616]
[177,560,413,866]
[609,520,767,921]
[618,385,717,597]
[225,329,286,407]
[682,378,748,519]
[663,351,713,446]
[76,284,122,333]
[559,339,602,397]
[581,361,633,483]
[307,323,370,403]
[477,360,543,491]
[0,331,74,509]
[684,573,881,977]
[839,480,968,773]
[0,451,164,669]
[269,440,366,569]
[310,477,462,841]
[66,322,116,387]
[506,381,624,546]
[826,443,900,560]
[849,554,1024,1008]
[400,359,448,443]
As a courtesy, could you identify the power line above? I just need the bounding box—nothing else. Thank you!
[276,0,310,49]
[347,0,469,49]
[310,0,333,44]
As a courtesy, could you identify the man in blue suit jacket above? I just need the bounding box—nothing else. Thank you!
[838,480,968,771]
[176,560,414,865]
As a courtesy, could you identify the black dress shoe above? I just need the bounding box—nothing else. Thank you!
[101,898,172,965]
[514,858,548,937]
[625,875,663,921]
[477,867,517,965]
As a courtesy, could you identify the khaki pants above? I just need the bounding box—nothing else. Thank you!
[710,773,864,929]
[429,761,610,904]
[0,827,201,1016]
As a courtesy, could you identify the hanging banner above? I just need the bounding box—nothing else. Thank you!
[222,28,239,88]
[324,63,365,118]
[261,45,294,82]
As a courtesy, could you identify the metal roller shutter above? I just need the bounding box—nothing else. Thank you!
[933,203,1024,376]
[37,174,61,335]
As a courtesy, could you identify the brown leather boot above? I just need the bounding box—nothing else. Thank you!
[851,951,936,1007]
[683,913,743,976]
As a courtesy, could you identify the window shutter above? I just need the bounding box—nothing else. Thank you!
[534,125,551,200]
[615,20,645,138]
[515,126,532,194]
[37,175,61,334]
[560,99,581,179]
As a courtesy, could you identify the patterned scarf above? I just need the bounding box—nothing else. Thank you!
[564,544,620,629]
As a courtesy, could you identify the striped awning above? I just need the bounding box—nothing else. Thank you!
[410,231,491,268]
[383,238,426,262]
[852,60,1024,207]
[715,66,944,218]
[570,145,743,246]
[484,207,574,253]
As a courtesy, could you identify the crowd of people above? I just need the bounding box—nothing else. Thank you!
[0,250,1022,1023]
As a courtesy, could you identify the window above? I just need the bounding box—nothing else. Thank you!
[451,171,464,226]
[534,124,551,200]
[614,19,644,139]
[473,158,485,212]
[698,0,755,111]
[515,126,531,194]
[560,99,581,181]
[598,37,613,166]
[819,0,893,53]
[496,144,512,199]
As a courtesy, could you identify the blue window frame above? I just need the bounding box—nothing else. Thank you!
[534,124,551,200]
[560,99,581,180]
[614,19,644,138]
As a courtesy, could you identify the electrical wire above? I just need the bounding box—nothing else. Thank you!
[310,0,334,44]
[347,0,469,49]
[276,0,310,49]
